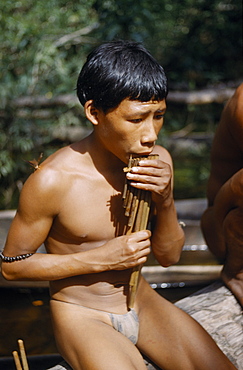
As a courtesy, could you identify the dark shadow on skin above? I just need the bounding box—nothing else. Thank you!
[49,269,131,300]
[108,193,127,237]
[70,140,129,237]
[70,140,126,192]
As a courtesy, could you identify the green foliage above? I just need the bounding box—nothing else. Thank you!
[0,0,97,208]
[0,0,242,208]
[0,0,97,101]
[93,0,242,88]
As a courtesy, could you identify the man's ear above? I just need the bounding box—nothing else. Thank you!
[84,100,100,125]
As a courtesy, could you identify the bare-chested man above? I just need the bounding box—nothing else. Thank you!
[1,41,236,370]
[201,83,243,307]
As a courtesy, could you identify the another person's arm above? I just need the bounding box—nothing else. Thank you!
[213,169,243,228]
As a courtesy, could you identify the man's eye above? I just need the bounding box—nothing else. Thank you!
[155,114,164,120]
[130,119,142,123]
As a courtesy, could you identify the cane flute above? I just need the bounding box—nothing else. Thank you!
[123,154,159,308]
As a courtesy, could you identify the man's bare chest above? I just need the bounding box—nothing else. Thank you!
[49,176,128,246]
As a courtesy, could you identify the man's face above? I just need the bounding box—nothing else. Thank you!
[95,98,166,163]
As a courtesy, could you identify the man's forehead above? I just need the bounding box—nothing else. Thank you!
[105,98,166,115]
[125,98,166,110]
[140,99,166,108]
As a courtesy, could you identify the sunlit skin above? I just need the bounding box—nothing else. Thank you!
[2,98,236,369]
[90,99,166,163]
[201,83,243,307]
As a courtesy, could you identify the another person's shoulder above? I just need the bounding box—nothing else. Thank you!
[225,83,243,148]
[225,83,243,121]
[234,83,243,121]
[234,82,243,100]
[215,83,243,149]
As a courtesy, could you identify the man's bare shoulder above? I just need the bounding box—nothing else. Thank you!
[19,144,89,209]
[153,144,172,165]
[25,146,73,186]
[30,143,89,180]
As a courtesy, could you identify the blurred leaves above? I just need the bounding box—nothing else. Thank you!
[93,0,242,88]
[0,0,242,208]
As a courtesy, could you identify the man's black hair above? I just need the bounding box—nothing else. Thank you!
[77,40,168,112]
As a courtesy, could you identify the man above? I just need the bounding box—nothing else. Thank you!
[1,41,235,369]
[201,83,243,307]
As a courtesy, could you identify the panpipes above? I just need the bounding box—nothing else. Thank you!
[123,154,159,308]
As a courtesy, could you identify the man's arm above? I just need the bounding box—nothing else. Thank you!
[151,198,184,267]
[1,168,151,281]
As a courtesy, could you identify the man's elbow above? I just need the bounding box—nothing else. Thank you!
[154,241,184,267]
[1,265,19,281]
[160,252,181,267]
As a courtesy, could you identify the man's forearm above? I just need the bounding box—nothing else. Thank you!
[1,248,107,282]
[151,200,185,267]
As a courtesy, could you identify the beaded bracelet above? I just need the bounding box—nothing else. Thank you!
[0,251,34,262]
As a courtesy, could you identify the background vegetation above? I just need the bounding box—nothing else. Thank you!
[0,0,242,209]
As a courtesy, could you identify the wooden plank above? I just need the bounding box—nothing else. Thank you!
[0,274,49,288]
[142,265,221,287]
[47,356,160,370]
[175,281,243,369]
[0,265,220,289]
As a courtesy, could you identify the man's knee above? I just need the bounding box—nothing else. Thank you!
[201,207,213,234]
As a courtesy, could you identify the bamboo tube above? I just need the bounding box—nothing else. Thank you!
[123,154,159,308]
[12,351,23,370]
[18,339,29,370]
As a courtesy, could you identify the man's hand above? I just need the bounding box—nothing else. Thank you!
[126,158,172,205]
[101,230,151,270]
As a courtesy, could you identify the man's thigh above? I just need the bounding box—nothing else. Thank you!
[135,278,234,370]
[50,300,147,370]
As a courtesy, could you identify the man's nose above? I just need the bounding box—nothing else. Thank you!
[141,121,158,145]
